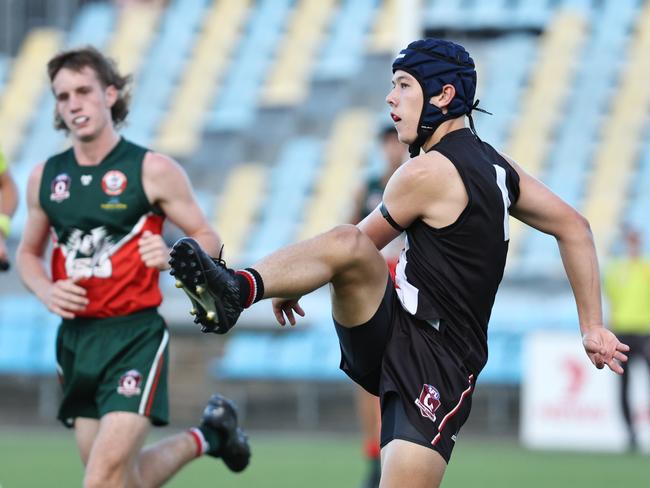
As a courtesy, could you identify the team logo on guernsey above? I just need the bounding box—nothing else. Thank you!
[50,173,71,202]
[117,369,143,397]
[101,170,128,196]
[63,226,114,279]
[80,174,92,186]
[415,384,441,423]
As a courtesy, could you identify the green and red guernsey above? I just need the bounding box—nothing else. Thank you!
[39,138,164,318]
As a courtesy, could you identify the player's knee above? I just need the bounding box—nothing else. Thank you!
[328,224,373,266]
[83,458,129,488]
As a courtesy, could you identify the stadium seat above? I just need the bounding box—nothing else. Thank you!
[208,0,292,132]
[315,0,378,81]
[212,163,266,265]
[262,0,335,107]
[504,10,587,267]
[298,109,372,240]
[156,0,250,156]
[582,0,650,255]
[0,29,63,161]
[243,138,322,262]
[0,296,59,375]
[123,0,208,146]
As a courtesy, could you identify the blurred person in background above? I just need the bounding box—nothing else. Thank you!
[0,146,19,271]
[605,225,650,451]
[350,125,407,488]
[170,38,629,488]
[16,47,249,487]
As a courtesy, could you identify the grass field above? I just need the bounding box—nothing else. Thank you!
[0,430,647,487]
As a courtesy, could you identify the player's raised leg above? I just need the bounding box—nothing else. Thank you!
[170,224,390,332]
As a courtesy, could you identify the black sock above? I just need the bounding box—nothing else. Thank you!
[234,267,265,308]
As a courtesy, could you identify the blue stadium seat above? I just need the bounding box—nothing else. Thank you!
[520,0,639,273]
[66,2,115,48]
[123,0,209,146]
[473,35,536,149]
[243,138,322,262]
[0,296,59,374]
[208,0,292,131]
[214,327,346,383]
[316,0,377,80]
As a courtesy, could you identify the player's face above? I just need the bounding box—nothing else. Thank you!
[52,66,117,143]
[386,70,423,144]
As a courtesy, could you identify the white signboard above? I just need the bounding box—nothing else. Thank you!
[521,330,650,452]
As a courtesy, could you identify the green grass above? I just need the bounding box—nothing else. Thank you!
[0,430,647,487]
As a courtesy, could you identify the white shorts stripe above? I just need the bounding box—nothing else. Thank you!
[432,374,474,446]
[138,329,169,415]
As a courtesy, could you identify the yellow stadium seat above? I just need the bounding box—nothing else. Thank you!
[156,0,249,156]
[213,163,266,264]
[0,28,62,160]
[504,10,586,258]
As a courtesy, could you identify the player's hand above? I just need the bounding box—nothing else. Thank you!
[272,297,305,326]
[138,230,170,270]
[44,278,89,319]
[582,326,630,375]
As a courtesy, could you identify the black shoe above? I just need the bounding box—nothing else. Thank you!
[201,394,251,473]
[169,237,242,334]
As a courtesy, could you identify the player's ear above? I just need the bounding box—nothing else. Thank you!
[105,84,118,108]
[429,84,456,114]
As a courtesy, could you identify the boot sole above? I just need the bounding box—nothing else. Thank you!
[170,238,228,331]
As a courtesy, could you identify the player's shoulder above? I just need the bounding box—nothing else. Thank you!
[28,161,47,181]
[410,150,460,184]
[142,150,184,178]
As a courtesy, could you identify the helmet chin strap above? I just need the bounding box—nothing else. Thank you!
[408,104,454,158]
[409,99,493,157]
[408,129,432,158]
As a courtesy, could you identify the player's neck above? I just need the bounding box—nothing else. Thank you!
[73,128,121,166]
[421,117,466,152]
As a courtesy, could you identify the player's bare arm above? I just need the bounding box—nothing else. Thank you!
[141,151,221,269]
[359,151,467,251]
[504,153,629,373]
[17,163,89,319]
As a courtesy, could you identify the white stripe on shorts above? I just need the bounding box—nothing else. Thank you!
[138,329,169,415]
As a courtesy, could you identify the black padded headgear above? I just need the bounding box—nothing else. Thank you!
[392,38,488,157]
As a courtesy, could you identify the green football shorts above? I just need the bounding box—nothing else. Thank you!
[55,308,169,428]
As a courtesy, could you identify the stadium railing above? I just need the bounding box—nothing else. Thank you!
[212,325,349,428]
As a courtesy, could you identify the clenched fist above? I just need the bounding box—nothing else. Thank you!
[138,230,171,270]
